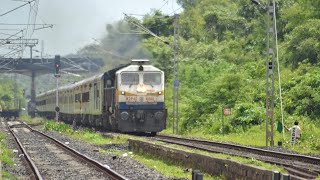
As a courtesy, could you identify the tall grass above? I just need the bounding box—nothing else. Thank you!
[163,118,320,154]
[20,115,45,125]
[43,120,128,144]
[0,132,16,179]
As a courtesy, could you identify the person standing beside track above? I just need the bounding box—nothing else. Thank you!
[285,121,302,144]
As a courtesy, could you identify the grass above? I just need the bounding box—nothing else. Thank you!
[43,120,129,144]
[162,119,320,154]
[21,116,312,178]
[161,142,286,173]
[100,147,220,179]
[20,114,45,126]
[0,132,16,180]
[37,118,218,179]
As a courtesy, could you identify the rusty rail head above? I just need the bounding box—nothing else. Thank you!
[20,121,128,180]
[6,122,44,180]
[156,134,320,165]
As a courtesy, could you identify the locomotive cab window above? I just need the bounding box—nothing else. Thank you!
[143,73,161,85]
[121,73,139,85]
[106,80,112,88]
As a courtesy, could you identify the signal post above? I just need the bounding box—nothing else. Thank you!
[54,55,61,121]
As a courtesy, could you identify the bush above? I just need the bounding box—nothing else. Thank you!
[229,103,264,130]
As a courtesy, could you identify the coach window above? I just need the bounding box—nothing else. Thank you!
[82,92,89,102]
[75,94,81,102]
[94,83,98,109]
[121,73,139,85]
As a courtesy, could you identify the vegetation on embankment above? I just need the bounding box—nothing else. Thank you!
[75,0,320,151]
[0,79,25,111]
[11,0,320,156]
[0,131,16,179]
[24,117,214,179]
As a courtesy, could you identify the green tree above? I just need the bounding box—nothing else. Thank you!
[285,19,320,67]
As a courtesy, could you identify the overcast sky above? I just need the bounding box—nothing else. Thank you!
[0,0,181,57]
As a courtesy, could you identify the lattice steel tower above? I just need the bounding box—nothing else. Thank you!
[265,0,276,146]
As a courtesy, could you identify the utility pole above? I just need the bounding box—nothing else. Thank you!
[54,55,61,121]
[13,73,18,109]
[55,76,59,121]
[28,44,36,118]
[172,14,180,134]
[265,0,276,146]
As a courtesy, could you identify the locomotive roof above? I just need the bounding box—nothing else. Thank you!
[116,63,163,74]
[37,63,130,97]
[36,60,163,98]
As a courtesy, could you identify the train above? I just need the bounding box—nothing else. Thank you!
[0,109,20,119]
[0,104,20,119]
[35,59,167,134]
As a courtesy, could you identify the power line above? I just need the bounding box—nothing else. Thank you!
[0,32,21,37]
[0,0,35,17]
[25,1,32,38]
[158,0,169,12]
[0,28,25,31]
[124,13,170,45]
[0,30,24,45]
[0,23,53,26]
[168,7,183,16]
[31,0,39,33]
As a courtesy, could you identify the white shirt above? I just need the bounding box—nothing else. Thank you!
[289,125,301,138]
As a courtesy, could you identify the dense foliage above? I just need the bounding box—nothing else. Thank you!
[0,78,25,111]
[142,0,320,134]
[76,0,320,136]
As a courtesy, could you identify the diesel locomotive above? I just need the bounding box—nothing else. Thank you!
[36,59,166,134]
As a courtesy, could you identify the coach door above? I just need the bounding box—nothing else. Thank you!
[105,79,114,114]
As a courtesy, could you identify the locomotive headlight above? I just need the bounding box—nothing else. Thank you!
[121,91,125,95]
[155,111,164,120]
[120,111,129,121]
[158,91,162,95]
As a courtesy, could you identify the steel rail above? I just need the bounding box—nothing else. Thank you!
[155,134,320,179]
[156,134,320,165]
[20,121,128,180]
[6,122,44,180]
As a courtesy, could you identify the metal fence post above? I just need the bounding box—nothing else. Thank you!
[273,171,280,180]
[196,173,204,180]
[282,174,290,180]
[192,170,200,180]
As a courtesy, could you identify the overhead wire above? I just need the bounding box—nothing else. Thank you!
[0,0,41,61]
[272,0,285,139]
[0,0,35,17]
[0,29,24,45]
[31,0,39,34]
[0,28,24,31]
[168,7,183,16]
[0,32,21,37]
[0,23,52,25]
[124,13,170,45]
[29,1,53,31]
[20,0,33,56]
[158,0,169,12]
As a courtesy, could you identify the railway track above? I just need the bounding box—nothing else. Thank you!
[6,120,128,180]
[154,134,320,180]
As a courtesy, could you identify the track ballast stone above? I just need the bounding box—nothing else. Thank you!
[43,130,185,180]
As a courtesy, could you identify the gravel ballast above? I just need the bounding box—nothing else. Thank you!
[42,130,184,180]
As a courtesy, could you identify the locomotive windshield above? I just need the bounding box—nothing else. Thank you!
[121,73,139,85]
[143,73,161,85]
